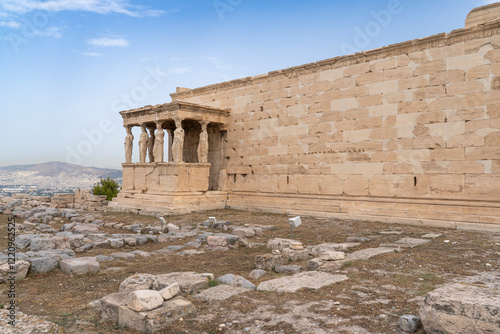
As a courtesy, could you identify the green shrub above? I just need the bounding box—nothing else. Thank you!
[92,176,121,201]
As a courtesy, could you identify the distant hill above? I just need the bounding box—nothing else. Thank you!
[0,162,122,179]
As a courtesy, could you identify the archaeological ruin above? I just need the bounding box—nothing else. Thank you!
[110,3,500,233]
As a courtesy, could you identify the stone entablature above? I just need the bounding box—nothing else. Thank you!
[120,101,229,127]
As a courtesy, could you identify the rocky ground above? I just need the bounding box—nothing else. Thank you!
[0,207,499,334]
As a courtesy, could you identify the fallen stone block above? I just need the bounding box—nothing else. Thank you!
[28,256,59,274]
[120,273,156,292]
[108,238,125,249]
[216,274,256,290]
[0,309,59,334]
[207,235,227,247]
[282,248,310,261]
[420,277,500,334]
[267,238,295,251]
[255,254,284,270]
[101,291,131,323]
[194,284,251,302]
[232,227,256,239]
[118,296,195,333]
[344,247,394,261]
[127,290,163,312]
[52,236,71,249]
[399,315,422,333]
[29,237,55,252]
[257,271,349,293]
[248,269,266,280]
[319,251,345,261]
[159,282,180,300]
[60,257,100,275]
[274,265,301,274]
[309,243,360,256]
[152,272,209,294]
[15,234,38,249]
[111,252,136,260]
[0,260,30,283]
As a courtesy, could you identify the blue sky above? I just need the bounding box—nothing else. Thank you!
[0,0,494,169]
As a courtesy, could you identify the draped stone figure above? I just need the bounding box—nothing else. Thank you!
[138,124,148,163]
[197,121,209,163]
[124,125,134,163]
[147,126,155,163]
[153,121,165,163]
[172,118,184,162]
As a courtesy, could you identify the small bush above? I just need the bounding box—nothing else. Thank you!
[92,176,121,201]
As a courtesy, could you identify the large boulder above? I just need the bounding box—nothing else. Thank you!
[420,275,500,334]
[60,257,100,275]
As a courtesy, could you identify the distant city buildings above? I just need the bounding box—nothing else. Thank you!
[0,171,122,196]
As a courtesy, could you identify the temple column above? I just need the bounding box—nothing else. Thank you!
[166,129,174,162]
[172,118,185,162]
[138,123,148,163]
[153,121,165,163]
[147,125,155,163]
[197,121,209,163]
[124,125,134,163]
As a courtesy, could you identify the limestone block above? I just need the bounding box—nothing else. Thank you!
[159,282,180,300]
[206,235,227,247]
[420,281,500,333]
[101,292,131,323]
[255,254,284,270]
[216,274,256,290]
[282,248,309,262]
[0,260,30,283]
[120,273,156,292]
[127,290,163,312]
[118,296,195,333]
[318,251,345,261]
[152,272,209,293]
[446,53,487,71]
[343,175,369,196]
[257,271,348,293]
[60,257,100,275]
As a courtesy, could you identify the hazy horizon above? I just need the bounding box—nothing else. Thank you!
[0,0,493,170]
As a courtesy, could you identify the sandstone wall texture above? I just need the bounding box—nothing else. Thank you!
[169,8,500,230]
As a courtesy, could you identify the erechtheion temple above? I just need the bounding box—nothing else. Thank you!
[110,3,500,232]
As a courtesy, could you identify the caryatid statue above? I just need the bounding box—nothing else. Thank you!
[124,125,134,163]
[172,118,185,162]
[147,126,155,163]
[153,121,165,163]
[138,123,148,163]
[197,121,209,163]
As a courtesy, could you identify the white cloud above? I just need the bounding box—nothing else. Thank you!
[0,0,167,18]
[33,26,62,38]
[167,67,192,75]
[201,56,234,70]
[82,51,104,57]
[87,37,129,47]
[0,20,21,28]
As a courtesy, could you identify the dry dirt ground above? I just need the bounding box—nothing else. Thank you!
[0,209,499,334]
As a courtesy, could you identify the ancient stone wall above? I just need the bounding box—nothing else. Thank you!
[169,12,500,229]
